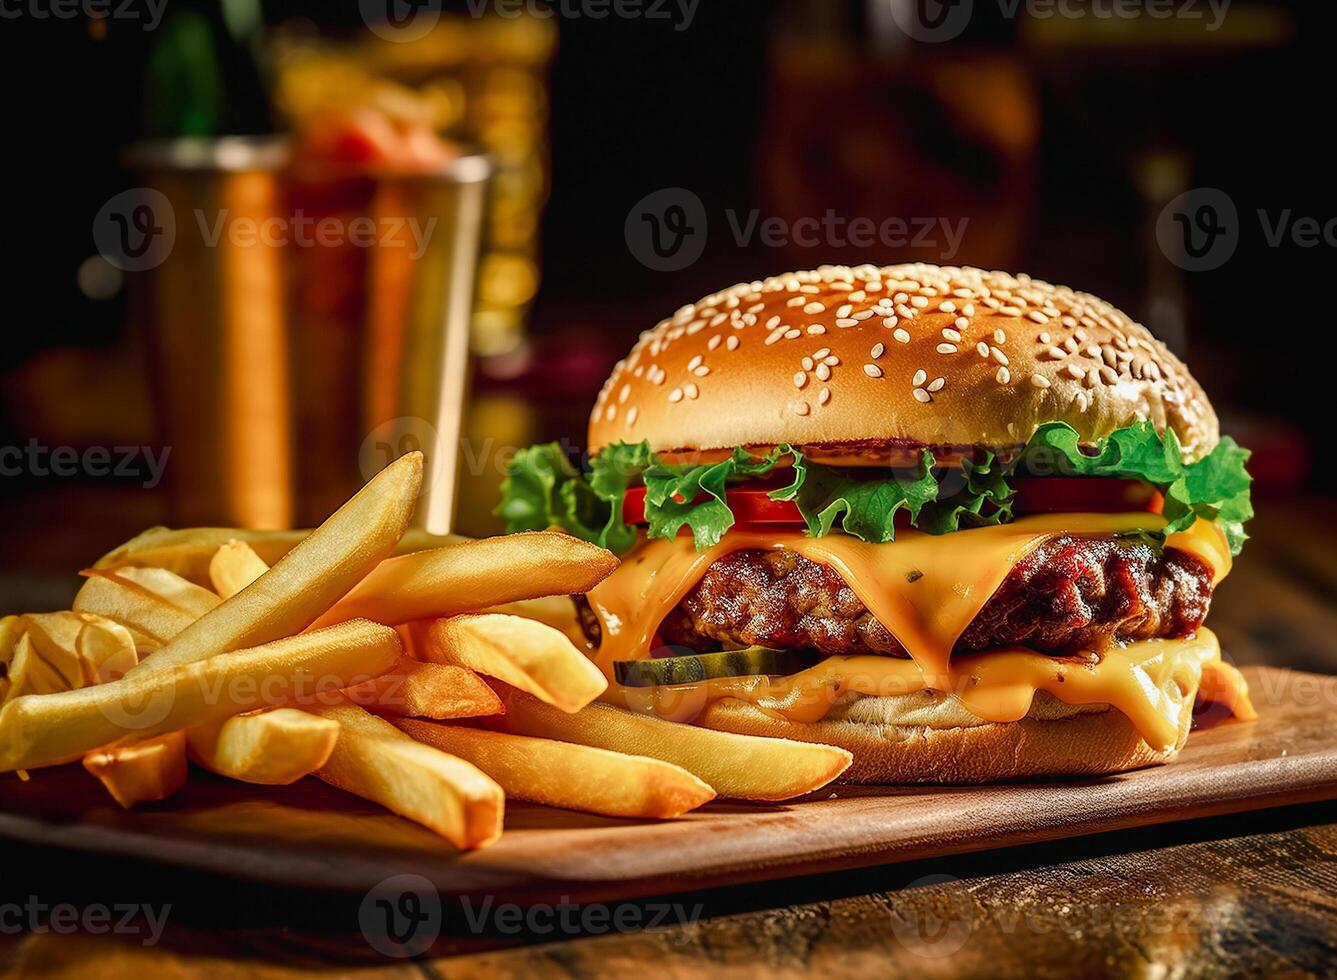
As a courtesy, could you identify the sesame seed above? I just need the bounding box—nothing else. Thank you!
[927,376,945,392]
[871,342,885,358]
[896,304,915,319]
[684,382,699,399]
[977,341,990,358]
[853,310,874,321]
[669,388,683,403]
[726,336,740,351]
[816,362,832,381]
[813,347,831,359]
[912,369,927,386]
[803,302,825,315]
[910,296,929,308]
[837,304,853,318]
[802,356,814,370]
[1064,337,1079,353]
[936,343,958,354]
[794,372,808,389]
[1000,305,1023,316]
[807,324,826,335]
[943,328,962,342]
[952,288,973,298]
[996,366,1010,384]
[792,401,811,416]
[991,347,1009,366]
[818,388,831,405]
[1030,374,1051,389]
[962,303,975,317]
[913,387,932,403]
[767,316,781,328]
[786,297,805,308]
[1099,365,1118,384]
[954,316,969,331]
[1027,310,1049,324]
[605,405,616,421]
[694,365,710,377]
[687,355,702,370]
[784,329,801,340]
[707,335,722,351]
[836,318,859,328]
[849,290,867,302]
[626,406,639,425]
[864,363,884,378]
[940,301,957,314]
[993,329,1006,344]
[1039,331,1051,344]
[1045,346,1067,360]
[825,355,841,366]
[894,328,911,344]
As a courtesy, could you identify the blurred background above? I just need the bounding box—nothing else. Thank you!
[0,0,1330,669]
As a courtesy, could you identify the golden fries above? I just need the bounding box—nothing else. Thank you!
[309,701,504,849]
[94,526,464,587]
[346,657,503,719]
[421,614,606,713]
[208,540,270,599]
[73,571,207,651]
[484,596,588,649]
[187,709,339,785]
[0,619,400,773]
[0,615,21,701]
[19,612,138,692]
[394,719,715,818]
[308,532,618,630]
[491,687,853,801]
[126,453,421,676]
[82,732,188,808]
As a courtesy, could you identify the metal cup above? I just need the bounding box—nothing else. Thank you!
[124,137,490,532]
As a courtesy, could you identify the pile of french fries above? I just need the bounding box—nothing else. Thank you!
[0,453,851,849]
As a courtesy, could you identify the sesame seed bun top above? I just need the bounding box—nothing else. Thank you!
[587,263,1218,465]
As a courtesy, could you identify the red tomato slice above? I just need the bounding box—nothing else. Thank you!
[621,478,1162,526]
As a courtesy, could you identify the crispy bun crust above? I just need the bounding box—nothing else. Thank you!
[589,264,1218,464]
[696,692,1192,783]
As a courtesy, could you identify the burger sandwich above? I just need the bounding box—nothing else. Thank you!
[499,263,1256,782]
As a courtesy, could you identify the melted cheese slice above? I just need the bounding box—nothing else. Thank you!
[586,514,1250,748]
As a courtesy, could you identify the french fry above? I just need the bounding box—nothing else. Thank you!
[209,540,270,599]
[94,526,463,587]
[308,700,503,849]
[73,571,207,651]
[0,615,21,701]
[20,612,138,689]
[394,718,715,818]
[125,452,421,676]
[82,732,188,808]
[484,595,588,649]
[0,619,401,773]
[346,657,503,719]
[4,634,69,700]
[421,615,606,713]
[108,567,221,618]
[308,532,618,630]
[186,708,339,785]
[490,687,853,802]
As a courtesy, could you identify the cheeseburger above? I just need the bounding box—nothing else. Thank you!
[501,263,1256,782]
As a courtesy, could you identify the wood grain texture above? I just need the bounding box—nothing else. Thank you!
[1,666,1334,907]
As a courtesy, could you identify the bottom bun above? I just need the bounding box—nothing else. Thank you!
[695,692,1192,783]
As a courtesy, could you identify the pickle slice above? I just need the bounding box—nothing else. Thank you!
[613,646,815,687]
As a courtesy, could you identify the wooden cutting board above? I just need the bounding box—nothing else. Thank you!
[2,666,1335,905]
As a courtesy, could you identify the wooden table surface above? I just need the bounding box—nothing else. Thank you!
[1,496,1336,977]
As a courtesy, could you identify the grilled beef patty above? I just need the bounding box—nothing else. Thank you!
[653,535,1213,658]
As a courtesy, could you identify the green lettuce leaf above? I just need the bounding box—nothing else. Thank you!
[770,451,940,542]
[642,445,797,550]
[496,422,1253,556]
